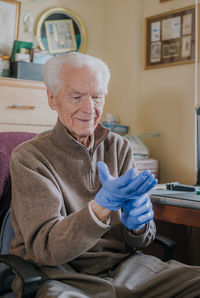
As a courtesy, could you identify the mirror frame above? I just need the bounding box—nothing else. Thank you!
[36,7,87,54]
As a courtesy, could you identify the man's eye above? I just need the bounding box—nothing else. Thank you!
[93,96,103,100]
[73,96,81,100]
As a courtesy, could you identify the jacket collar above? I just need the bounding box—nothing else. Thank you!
[51,118,110,150]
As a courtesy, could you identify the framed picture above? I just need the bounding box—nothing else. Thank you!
[163,42,180,58]
[36,7,87,54]
[150,42,161,63]
[45,19,77,54]
[0,0,20,56]
[145,5,199,69]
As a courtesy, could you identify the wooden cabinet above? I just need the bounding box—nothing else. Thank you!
[0,77,57,133]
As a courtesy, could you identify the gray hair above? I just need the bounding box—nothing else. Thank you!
[43,52,110,95]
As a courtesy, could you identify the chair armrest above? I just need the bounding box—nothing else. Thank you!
[154,234,177,262]
[0,254,42,298]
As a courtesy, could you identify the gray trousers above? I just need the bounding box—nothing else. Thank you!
[35,253,200,298]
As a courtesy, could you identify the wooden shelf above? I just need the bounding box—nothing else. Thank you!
[0,77,46,90]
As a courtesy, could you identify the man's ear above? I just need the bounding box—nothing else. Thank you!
[47,89,57,110]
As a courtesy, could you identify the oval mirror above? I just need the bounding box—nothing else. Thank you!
[36,7,87,54]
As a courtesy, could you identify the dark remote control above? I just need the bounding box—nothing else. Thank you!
[166,183,196,192]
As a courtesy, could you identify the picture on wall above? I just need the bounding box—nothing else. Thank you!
[36,7,87,54]
[0,0,20,56]
[45,19,77,54]
[145,5,198,69]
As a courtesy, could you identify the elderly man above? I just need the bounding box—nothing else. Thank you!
[10,53,200,297]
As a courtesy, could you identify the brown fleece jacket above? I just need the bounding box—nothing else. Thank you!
[10,119,156,276]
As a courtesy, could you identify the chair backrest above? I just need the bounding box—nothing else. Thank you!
[0,132,36,227]
[0,210,14,255]
[0,210,15,296]
[0,132,36,296]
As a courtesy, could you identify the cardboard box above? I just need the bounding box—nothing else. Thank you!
[135,158,160,182]
[11,61,43,81]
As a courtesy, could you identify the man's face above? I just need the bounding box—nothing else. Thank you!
[48,66,106,145]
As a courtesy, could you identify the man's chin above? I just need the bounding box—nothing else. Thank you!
[79,123,97,134]
[72,126,95,137]
[77,129,95,137]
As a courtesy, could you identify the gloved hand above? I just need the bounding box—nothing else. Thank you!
[121,194,154,230]
[94,161,157,211]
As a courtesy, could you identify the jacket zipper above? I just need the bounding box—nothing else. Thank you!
[72,131,109,188]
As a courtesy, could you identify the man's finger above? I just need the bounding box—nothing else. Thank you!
[97,161,111,184]
[136,177,158,195]
[123,195,149,215]
[124,171,154,194]
[116,168,136,187]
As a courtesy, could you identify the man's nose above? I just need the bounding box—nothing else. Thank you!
[80,96,95,113]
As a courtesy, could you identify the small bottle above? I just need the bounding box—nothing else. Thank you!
[0,56,10,77]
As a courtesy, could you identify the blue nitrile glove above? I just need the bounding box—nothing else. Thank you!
[121,194,154,230]
[94,161,157,211]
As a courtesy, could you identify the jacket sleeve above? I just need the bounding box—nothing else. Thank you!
[122,220,156,249]
[10,145,110,266]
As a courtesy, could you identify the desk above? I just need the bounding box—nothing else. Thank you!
[150,194,200,228]
[150,193,200,265]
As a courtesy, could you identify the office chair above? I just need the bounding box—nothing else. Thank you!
[0,131,176,298]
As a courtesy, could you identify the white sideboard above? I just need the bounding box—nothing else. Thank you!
[0,77,57,133]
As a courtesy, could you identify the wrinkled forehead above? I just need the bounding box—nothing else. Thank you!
[59,65,107,94]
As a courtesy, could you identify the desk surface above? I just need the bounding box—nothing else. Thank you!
[150,191,200,228]
[150,189,200,209]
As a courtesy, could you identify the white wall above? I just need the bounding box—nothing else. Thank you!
[103,0,197,184]
[103,0,143,131]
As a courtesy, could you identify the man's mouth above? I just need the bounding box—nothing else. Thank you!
[77,118,94,122]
